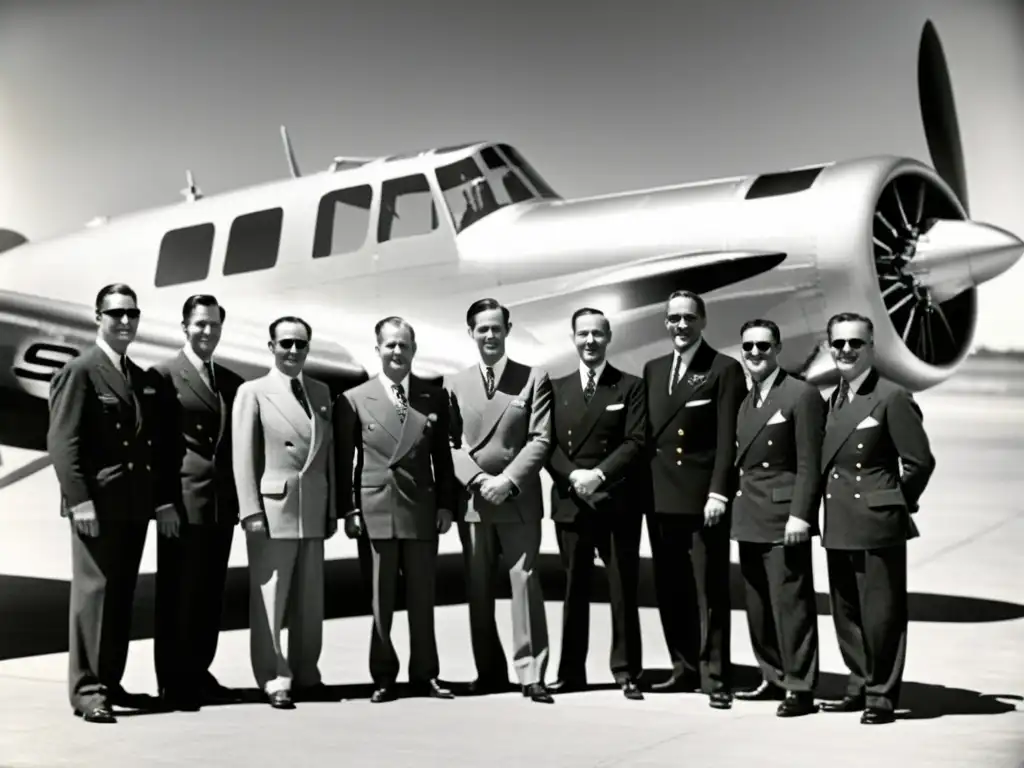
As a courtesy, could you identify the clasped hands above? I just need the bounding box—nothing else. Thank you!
[471,473,515,505]
[568,469,603,498]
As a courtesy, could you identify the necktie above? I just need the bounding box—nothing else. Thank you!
[119,355,129,379]
[668,354,681,395]
[752,385,762,409]
[834,378,851,412]
[393,383,408,423]
[204,361,218,394]
[291,378,312,418]
[583,368,597,403]
[485,366,496,398]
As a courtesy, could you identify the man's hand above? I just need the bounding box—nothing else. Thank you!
[242,514,269,535]
[155,505,180,538]
[71,506,100,538]
[344,512,364,540]
[437,508,453,534]
[326,517,338,539]
[703,496,727,527]
[480,475,513,505]
[783,516,811,545]
[572,469,603,498]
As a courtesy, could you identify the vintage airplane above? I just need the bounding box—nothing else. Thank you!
[0,20,1020,457]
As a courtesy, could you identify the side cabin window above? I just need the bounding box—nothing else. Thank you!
[313,184,372,258]
[223,207,283,275]
[155,223,214,287]
[378,173,438,243]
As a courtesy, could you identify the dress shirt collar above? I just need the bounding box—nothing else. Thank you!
[848,367,872,401]
[673,337,702,372]
[271,365,305,387]
[754,365,782,406]
[96,337,126,370]
[580,360,607,389]
[378,371,411,403]
[183,344,213,377]
[479,355,507,385]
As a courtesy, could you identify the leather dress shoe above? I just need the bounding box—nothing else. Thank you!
[819,694,865,713]
[159,689,201,712]
[467,678,513,696]
[548,678,586,694]
[620,679,644,701]
[860,707,895,725]
[370,685,397,703]
[419,678,454,699]
[522,683,554,703]
[74,702,116,724]
[776,692,817,718]
[293,682,332,702]
[708,691,733,710]
[734,680,786,701]
[267,690,295,710]
[107,685,154,709]
[650,675,701,693]
[198,682,240,704]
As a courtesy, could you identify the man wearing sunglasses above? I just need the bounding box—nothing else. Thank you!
[731,319,826,718]
[48,283,177,724]
[232,316,338,710]
[642,290,747,710]
[151,294,244,711]
[818,312,935,725]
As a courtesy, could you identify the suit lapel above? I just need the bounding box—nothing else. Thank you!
[654,340,715,436]
[93,347,133,406]
[567,366,621,456]
[364,377,403,442]
[304,381,330,470]
[392,377,428,463]
[822,370,881,469]
[736,370,788,461]
[177,351,219,413]
[265,373,313,440]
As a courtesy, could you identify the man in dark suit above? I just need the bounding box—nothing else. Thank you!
[47,283,179,724]
[151,294,243,711]
[445,298,554,704]
[545,308,646,701]
[336,316,457,703]
[642,290,747,709]
[818,312,935,725]
[731,319,826,717]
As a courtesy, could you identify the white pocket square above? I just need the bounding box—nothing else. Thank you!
[685,399,711,408]
[766,409,786,425]
[856,415,880,429]
[605,403,625,411]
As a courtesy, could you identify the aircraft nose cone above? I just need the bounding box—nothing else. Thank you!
[904,219,1024,302]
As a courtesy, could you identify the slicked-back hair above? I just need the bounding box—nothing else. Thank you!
[571,307,608,332]
[182,294,226,324]
[95,283,137,312]
[827,312,874,341]
[375,315,416,343]
[667,290,706,318]
[269,315,312,341]
[466,297,510,329]
[740,318,781,345]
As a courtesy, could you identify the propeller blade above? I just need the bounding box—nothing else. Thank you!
[918,20,969,212]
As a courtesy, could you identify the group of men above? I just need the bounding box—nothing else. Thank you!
[46,283,934,729]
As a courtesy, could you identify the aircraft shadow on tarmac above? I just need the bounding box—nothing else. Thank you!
[2,551,1022,718]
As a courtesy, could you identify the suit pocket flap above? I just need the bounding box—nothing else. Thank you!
[866,488,905,508]
[260,477,288,497]
[771,486,794,503]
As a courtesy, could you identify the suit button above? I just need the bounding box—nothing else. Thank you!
[735,440,739,447]
[856,463,862,469]
[833,473,839,479]
[145,464,151,471]
[767,440,773,446]
[678,429,684,436]
[739,469,744,476]
[855,476,861,482]
[854,493,861,499]
[762,462,769,468]
[127,462,134,470]
[568,429,572,435]
[857,443,863,449]
[198,425,204,431]
[123,441,129,447]
[736,490,742,497]
[676,447,682,454]
[116,422,121,429]
[147,439,152,446]
[676,460,681,466]
[826,493,832,499]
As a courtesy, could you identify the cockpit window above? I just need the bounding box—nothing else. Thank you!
[498,144,558,199]
[435,145,555,233]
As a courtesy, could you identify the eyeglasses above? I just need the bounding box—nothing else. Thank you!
[830,338,867,351]
[666,313,698,324]
[277,339,309,351]
[741,341,774,353]
[101,308,141,320]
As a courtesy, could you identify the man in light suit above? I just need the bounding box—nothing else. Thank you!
[642,290,747,710]
[232,316,337,710]
[545,308,646,701]
[446,298,554,704]
[48,283,178,724]
[336,316,457,703]
[818,312,935,725]
[731,319,825,718]
[152,294,243,711]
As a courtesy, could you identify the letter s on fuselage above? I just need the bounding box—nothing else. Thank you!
[11,339,82,399]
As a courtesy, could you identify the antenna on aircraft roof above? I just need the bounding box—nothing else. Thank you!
[181,170,202,202]
[280,125,301,178]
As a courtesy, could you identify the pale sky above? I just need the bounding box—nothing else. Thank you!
[0,0,1021,347]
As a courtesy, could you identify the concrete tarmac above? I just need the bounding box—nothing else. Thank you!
[0,375,1022,767]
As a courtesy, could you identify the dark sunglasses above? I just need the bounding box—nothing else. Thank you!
[742,341,774,353]
[830,338,867,351]
[666,313,698,324]
[101,308,141,320]
[277,339,309,351]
